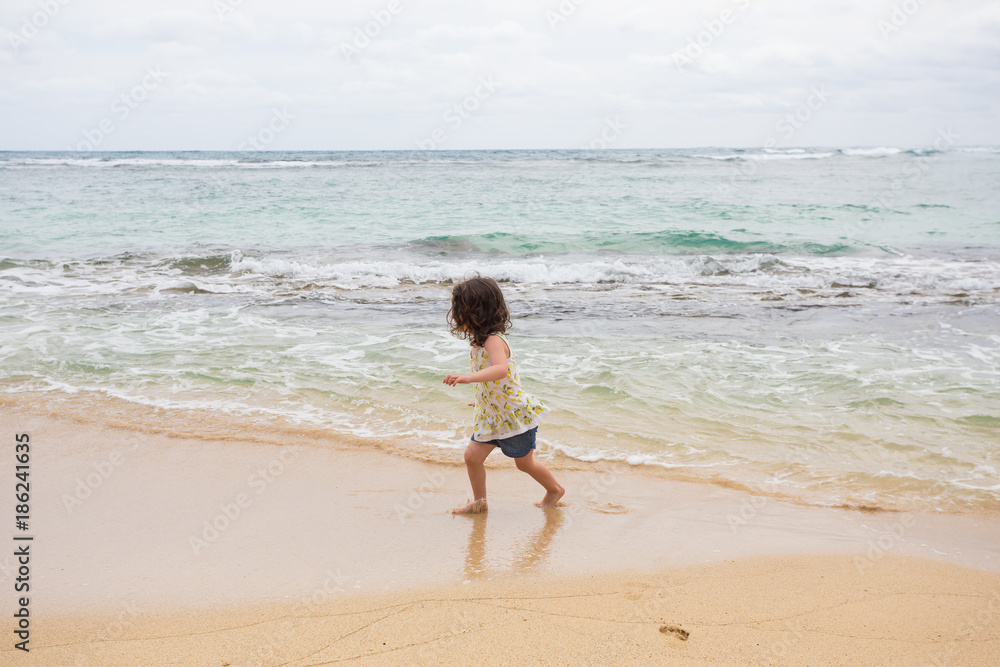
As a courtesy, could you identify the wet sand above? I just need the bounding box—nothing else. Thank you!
[2,406,999,665]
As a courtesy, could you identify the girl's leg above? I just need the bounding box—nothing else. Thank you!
[453,440,495,514]
[514,451,565,507]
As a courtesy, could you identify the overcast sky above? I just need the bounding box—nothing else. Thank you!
[1,0,997,151]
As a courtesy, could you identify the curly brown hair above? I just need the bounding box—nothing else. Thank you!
[447,275,511,348]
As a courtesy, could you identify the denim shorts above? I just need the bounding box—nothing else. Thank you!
[473,427,537,459]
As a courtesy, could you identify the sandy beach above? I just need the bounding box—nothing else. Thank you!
[17,554,1000,666]
[2,401,999,665]
[4,0,999,664]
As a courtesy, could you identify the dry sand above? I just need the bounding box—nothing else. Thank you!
[2,404,999,665]
[11,555,1000,666]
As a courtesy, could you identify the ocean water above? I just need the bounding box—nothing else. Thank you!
[2,148,998,513]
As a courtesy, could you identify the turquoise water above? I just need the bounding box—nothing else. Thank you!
[2,149,999,512]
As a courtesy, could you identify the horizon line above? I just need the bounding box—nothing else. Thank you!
[1,145,996,153]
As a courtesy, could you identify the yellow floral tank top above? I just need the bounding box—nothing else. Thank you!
[470,332,550,442]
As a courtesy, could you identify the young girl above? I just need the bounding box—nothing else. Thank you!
[443,276,565,514]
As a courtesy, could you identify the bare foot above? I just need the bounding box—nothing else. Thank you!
[452,498,488,514]
[535,486,565,508]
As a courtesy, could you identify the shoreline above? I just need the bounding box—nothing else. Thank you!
[2,404,1000,663]
[4,389,999,519]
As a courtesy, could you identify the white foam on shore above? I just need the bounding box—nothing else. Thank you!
[226,251,1000,294]
[840,147,904,157]
[4,250,1000,298]
[694,152,836,161]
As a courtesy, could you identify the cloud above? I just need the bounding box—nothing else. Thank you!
[0,0,997,149]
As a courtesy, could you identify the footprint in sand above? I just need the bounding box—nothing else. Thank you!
[659,624,690,641]
[587,501,630,514]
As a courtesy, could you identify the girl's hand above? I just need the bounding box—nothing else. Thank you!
[443,373,471,386]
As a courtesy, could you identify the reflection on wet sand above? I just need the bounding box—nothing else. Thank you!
[461,509,565,579]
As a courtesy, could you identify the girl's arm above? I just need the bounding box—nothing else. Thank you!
[443,335,509,386]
